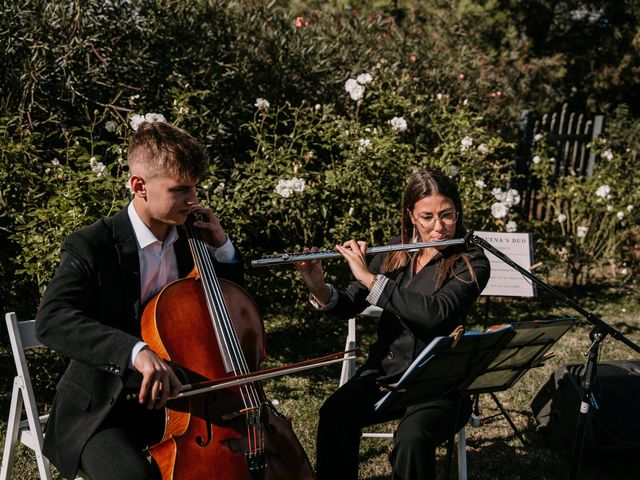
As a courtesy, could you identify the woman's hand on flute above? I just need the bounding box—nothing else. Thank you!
[295,248,332,305]
[336,240,375,289]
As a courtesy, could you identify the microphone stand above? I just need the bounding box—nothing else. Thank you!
[466,231,640,479]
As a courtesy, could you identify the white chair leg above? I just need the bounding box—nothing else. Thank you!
[1,379,24,480]
[339,317,357,387]
[457,427,467,480]
[22,388,51,480]
[35,452,52,480]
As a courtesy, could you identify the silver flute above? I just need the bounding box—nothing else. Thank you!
[251,238,466,267]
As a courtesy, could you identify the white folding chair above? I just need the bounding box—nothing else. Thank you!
[1,312,52,480]
[1,312,87,480]
[340,306,469,480]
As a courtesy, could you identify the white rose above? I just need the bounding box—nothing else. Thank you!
[130,114,145,131]
[345,79,364,101]
[595,185,611,198]
[345,78,358,93]
[602,149,613,161]
[105,120,116,132]
[532,155,541,164]
[255,98,270,110]
[477,143,489,155]
[616,211,624,220]
[506,220,517,233]
[358,138,372,152]
[89,157,106,177]
[275,177,305,197]
[492,188,507,202]
[290,177,305,192]
[577,225,588,238]
[460,136,473,151]
[389,116,407,132]
[474,179,486,189]
[504,189,521,208]
[491,202,509,219]
[557,213,567,223]
[356,73,373,84]
[275,180,293,198]
[144,113,166,124]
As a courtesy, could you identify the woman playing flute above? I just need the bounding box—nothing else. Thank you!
[296,169,491,480]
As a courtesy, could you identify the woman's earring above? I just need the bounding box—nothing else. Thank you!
[411,226,419,243]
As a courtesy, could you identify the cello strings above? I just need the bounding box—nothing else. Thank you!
[187,227,252,379]
[186,221,265,456]
[193,234,258,392]
[185,220,250,373]
[190,233,265,455]
[186,228,258,401]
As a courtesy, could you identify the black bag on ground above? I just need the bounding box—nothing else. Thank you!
[530,360,640,459]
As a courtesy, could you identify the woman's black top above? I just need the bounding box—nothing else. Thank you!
[327,244,491,382]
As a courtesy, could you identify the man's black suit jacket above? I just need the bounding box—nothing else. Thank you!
[35,207,243,479]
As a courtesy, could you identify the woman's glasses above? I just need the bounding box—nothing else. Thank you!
[413,210,458,229]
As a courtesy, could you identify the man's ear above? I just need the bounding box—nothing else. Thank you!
[130,175,146,199]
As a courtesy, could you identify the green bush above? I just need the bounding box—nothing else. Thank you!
[526,106,640,285]
[207,66,516,301]
[1,0,639,315]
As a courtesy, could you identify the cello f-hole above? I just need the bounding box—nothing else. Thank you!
[195,399,213,447]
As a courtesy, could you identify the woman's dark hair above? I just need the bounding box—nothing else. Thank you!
[381,170,477,289]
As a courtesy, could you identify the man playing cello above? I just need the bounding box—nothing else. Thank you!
[36,120,242,479]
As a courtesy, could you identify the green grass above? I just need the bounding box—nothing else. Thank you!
[1,280,639,479]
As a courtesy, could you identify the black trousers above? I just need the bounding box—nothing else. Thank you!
[79,395,164,480]
[316,374,471,480]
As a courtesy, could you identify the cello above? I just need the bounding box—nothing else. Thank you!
[139,215,315,479]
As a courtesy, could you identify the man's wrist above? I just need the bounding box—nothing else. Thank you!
[130,341,149,370]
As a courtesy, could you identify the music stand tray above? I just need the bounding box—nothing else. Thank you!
[375,317,575,413]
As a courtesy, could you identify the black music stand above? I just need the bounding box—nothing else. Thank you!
[375,318,574,413]
[374,317,575,474]
[467,232,640,479]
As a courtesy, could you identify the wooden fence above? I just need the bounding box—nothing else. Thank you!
[515,104,605,220]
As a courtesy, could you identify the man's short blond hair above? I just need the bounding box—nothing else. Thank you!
[127,122,208,181]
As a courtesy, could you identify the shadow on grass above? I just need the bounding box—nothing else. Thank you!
[474,281,640,326]
[465,435,640,480]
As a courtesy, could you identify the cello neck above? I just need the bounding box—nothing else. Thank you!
[183,215,248,375]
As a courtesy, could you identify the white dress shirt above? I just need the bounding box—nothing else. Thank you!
[126,202,237,367]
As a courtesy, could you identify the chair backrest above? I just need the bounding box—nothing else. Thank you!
[5,313,40,390]
[339,306,382,387]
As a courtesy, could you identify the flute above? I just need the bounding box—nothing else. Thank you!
[251,238,466,267]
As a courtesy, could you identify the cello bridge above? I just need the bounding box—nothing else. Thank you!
[221,406,260,422]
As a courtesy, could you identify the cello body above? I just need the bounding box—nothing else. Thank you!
[141,263,314,479]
